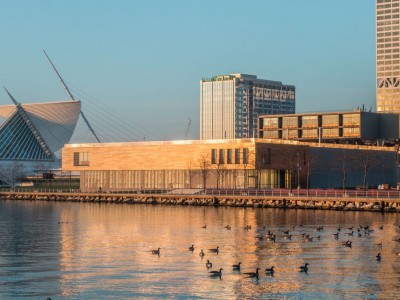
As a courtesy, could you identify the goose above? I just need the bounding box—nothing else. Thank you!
[232,262,242,271]
[342,240,352,247]
[358,232,362,237]
[282,229,290,235]
[209,246,219,253]
[199,249,205,257]
[283,234,292,240]
[345,231,354,236]
[201,225,207,229]
[375,253,381,261]
[265,266,275,275]
[224,225,231,230]
[347,226,353,230]
[151,248,161,255]
[305,236,314,242]
[188,244,195,252]
[299,263,309,272]
[244,268,260,279]
[266,235,276,242]
[256,235,264,241]
[209,268,223,277]
[206,260,212,269]
[332,233,339,239]
[336,227,341,232]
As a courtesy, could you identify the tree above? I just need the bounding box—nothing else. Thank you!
[186,159,197,189]
[198,154,211,191]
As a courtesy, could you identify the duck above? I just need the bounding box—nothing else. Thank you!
[209,268,223,277]
[209,246,219,253]
[244,268,260,279]
[299,263,309,272]
[232,262,241,271]
[379,225,383,230]
[265,266,275,275]
[188,244,195,252]
[255,235,264,241]
[206,260,212,269]
[151,248,161,255]
[345,231,354,236]
[358,232,362,237]
[305,236,314,243]
[199,249,205,257]
[282,229,290,235]
[201,225,207,229]
[224,225,231,230]
[375,253,382,261]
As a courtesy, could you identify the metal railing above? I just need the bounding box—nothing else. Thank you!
[1,187,400,199]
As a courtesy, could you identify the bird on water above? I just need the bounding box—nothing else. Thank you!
[244,268,260,279]
[201,225,207,229]
[199,249,205,258]
[209,268,223,278]
[375,253,382,261]
[151,248,161,255]
[206,260,212,269]
[232,262,241,271]
[265,266,275,275]
[299,263,309,272]
[188,244,195,252]
[209,246,219,254]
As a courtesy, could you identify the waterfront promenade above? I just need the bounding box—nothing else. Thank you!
[1,189,400,212]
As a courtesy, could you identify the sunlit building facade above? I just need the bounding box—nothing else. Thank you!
[376,0,400,112]
[200,74,295,140]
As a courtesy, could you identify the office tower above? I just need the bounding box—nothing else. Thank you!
[376,0,400,112]
[200,73,295,140]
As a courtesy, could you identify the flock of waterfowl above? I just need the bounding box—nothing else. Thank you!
[149,223,400,280]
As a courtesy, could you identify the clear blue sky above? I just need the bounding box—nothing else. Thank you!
[0,0,375,140]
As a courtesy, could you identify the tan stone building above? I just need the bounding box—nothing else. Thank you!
[62,139,397,192]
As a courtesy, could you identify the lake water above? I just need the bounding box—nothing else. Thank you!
[0,200,399,299]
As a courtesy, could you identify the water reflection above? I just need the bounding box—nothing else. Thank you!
[0,201,399,299]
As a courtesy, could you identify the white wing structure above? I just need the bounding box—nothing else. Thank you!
[0,99,80,160]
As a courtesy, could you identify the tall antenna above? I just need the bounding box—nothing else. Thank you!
[43,50,101,143]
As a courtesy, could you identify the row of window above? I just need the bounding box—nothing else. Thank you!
[74,152,89,166]
[211,148,249,165]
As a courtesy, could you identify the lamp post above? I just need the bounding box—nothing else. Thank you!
[297,152,300,189]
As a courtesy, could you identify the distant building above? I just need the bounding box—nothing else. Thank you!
[376,0,400,112]
[259,110,399,144]
[62,139,397,191]
[200,74,295,140]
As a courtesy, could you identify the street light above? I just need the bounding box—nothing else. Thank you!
[297,152,301,189]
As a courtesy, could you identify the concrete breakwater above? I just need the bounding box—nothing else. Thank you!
[1,191,400,213]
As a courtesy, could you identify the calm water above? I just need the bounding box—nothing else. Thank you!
[0,200,399,299]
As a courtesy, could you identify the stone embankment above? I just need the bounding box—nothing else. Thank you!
[1,192,400,213]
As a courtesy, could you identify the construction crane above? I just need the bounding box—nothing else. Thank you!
[184,118,191,140]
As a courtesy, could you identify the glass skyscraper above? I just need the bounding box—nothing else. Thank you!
[200,73,295,140]
[376,0,400,112]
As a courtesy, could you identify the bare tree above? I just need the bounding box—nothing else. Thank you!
[186,159,197,189]
[198,153,211,191]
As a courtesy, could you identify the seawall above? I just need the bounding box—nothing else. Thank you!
[1,191,400,213]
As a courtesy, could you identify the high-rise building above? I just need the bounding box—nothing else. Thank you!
[376,0,400,112]
[200,73,295,140]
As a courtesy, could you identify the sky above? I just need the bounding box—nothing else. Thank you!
[0,0,376,141]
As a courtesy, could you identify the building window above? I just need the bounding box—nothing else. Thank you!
[235,149,240,164]
[243,148,249,164]
[211,149,217,164]
[227,149,232,164]
[219,149,225,164]
[73,152,89,166]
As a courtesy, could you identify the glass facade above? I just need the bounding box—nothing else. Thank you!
[376,0,400,112]
[201,74,295,139]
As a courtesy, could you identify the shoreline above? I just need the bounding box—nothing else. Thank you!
[1,191,400,213]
